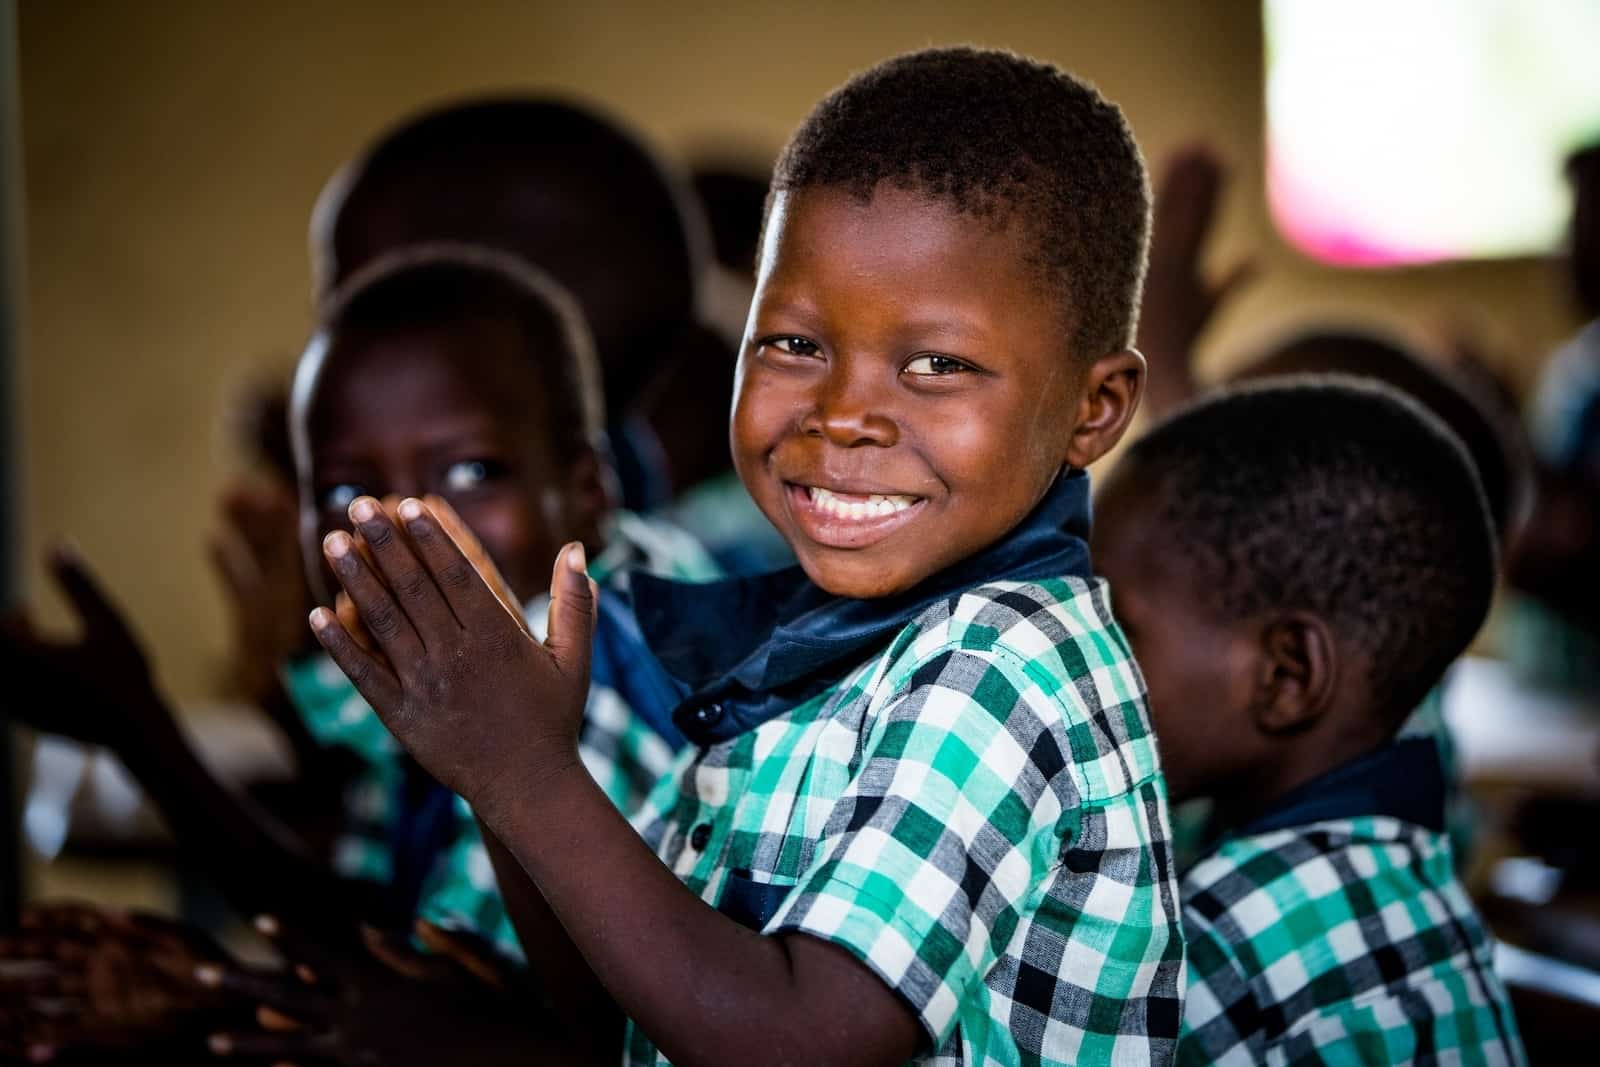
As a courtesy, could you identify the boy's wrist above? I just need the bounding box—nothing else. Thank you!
[469,742,588,836]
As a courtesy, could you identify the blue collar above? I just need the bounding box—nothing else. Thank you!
[1237,736,1447,838]
[634,469,1096,745]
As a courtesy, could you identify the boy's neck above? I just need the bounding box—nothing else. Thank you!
[1210,724,1395,832]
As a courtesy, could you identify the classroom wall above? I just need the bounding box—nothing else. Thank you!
[16,0,1581,701]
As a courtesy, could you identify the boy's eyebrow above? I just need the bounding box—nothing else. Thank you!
[752,293,999,346]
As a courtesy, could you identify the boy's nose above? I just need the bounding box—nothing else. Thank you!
[801,366,898,448]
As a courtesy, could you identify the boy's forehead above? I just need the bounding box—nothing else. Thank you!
[757,185,1073,340]
[298,322,541,442]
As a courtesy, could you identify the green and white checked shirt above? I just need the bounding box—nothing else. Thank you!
[626,576,1185,1066]
[281,510,719,954]
[1179,812,1525,1066]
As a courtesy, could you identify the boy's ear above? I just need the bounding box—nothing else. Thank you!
[1063,348,1146,469]
[1249,611,1337,735]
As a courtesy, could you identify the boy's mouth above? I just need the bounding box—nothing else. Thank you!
[784,482,927,549]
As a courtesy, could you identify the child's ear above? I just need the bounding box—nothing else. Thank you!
[1063,348,1146,469]
[1249,611,1337,735]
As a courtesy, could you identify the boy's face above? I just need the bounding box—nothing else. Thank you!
[733,186,1084,597]
[1091,470,1266,803]
[294,318,596,606]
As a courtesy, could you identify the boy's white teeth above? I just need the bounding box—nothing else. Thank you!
[806,486,917,520]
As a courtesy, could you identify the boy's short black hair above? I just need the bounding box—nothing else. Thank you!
[773,46,1150,362]
[1234,329,1528,536]
[1123,377,1498,721]
[312,96,706,418]
[310,244,602,464]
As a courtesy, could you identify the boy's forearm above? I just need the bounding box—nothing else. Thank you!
[476,821,622,1064]
[119,692,385,928]
[475,765,918,1067]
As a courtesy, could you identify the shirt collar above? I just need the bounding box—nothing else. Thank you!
[1236,735,1447,838]
[634,469,1096,745]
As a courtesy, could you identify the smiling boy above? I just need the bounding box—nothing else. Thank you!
[311,48,1183,1065]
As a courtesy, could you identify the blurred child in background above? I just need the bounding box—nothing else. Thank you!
[1095,378,1524,1065]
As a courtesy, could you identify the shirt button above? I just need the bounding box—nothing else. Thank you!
[691,702,725,727]
[689,823,712,851]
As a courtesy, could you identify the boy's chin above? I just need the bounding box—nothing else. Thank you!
[796,550,927,600]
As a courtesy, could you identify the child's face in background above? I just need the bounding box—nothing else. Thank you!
[1091,471,1265,803]
[733,186,1083,598]
[295,318,594,606]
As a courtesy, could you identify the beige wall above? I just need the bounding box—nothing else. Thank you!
[16,0,1580,700]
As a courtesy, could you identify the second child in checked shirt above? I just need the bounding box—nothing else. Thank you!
[312,48,1185,1066]
[1095,380,1525,1066]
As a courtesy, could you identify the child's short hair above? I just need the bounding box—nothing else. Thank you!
[773,46,1150,362]
[1123,377,1498,720]
[1236,329,1527,536]
[314,245,603,464]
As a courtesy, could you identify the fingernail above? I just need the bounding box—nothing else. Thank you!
[323,531,351,558]
[398,497,424,522]
[209,1033,233,1055]
[566,542,587,574]
[349,497,378,523]
[254,914,280,937]
[295,963,318,985]
[309,607,333,631]
[194,963,221,987]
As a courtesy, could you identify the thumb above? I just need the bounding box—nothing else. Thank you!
[48,544,142,653]
[544,542,595,683]
[413,920,510,992]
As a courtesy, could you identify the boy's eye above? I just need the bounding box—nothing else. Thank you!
[443,459,501,493]
[320,484,365,514]
[765,336,822,358]
[903,353,971,376]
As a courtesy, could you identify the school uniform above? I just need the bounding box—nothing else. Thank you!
[1178,738,1526,1066]
[281,510,719,954]
[624,471,1185,1066]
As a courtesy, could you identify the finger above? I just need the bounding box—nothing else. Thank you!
[333,593,377,657]
[193,964,329,1022]
[358,925,434,982]
[209,1029,337,1061]
[310,607,402,713]
[345,497,455,648]
[0,968,87,998]
[321,529,425,666]
[47,545,142,653]
[252,915,355,988]
[1151,145,1224,261]
[256,1005,303,1032]
[422,496,529,633]
[0,939,89,966]
[394,499,517,633]
[19,902,107,936]
[544,543,596,684]
[413,921,509,992]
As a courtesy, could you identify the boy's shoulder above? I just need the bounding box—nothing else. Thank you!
[1180,816,1521,1066]
[892,574,1130,677]
[1183,815,1414,920]
[866,575,1156,801]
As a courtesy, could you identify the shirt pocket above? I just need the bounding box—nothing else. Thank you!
[717,869,797,933]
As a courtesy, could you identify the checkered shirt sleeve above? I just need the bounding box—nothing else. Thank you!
[626,578,1184,1066]
[1178,817,1526,1066]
